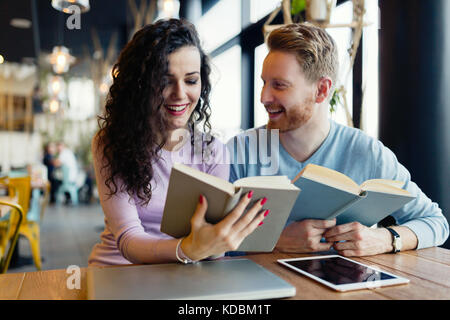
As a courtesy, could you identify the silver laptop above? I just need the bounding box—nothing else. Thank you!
[87,258,296,300]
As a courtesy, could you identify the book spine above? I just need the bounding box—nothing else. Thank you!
[327,194,365,219]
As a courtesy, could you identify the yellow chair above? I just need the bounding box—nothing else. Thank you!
[0,199,24,273]
[0,176,43,270]
[40,181,51,222]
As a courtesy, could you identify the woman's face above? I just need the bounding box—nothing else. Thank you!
[162,46,202,131]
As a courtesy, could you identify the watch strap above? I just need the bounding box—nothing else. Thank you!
[386,227,400,253]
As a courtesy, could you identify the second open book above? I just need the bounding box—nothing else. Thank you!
[290,164,415,226]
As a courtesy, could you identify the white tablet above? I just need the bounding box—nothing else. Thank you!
[278,255,409,292]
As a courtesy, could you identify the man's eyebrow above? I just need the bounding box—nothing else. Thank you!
[261,76,291,84]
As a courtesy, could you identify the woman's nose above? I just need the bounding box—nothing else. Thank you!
[170,81,187,100]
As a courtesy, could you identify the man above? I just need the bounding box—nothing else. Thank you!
[53,141,79,204]
[228,23,448,256]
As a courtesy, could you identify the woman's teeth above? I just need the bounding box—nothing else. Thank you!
[166,104,188,111]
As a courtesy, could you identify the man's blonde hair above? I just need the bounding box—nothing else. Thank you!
[267,23,339,87]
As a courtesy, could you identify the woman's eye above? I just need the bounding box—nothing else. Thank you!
[186,78,199,85]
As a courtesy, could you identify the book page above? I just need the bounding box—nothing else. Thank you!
[292,164,360,195]
[360,180,411,196]
[173,163,235,195]
[234,176,299,190]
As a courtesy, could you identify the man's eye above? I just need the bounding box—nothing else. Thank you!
[274,82,287,89]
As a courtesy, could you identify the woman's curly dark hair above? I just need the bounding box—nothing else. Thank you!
[97,19,213,206]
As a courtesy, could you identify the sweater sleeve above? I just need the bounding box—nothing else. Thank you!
[371,140,449,249]
[92,136,178,264]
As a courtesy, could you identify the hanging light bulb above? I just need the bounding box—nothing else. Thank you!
[48,46,75,74]
[49,98,61,113]
[157,0,180,19]
[51,0,90,13]
[48,75,66,97]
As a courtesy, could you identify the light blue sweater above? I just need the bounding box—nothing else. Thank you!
[227,120,449,249]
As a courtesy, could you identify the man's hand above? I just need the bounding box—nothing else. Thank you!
[275,219,336,253]
[323,222,393,256]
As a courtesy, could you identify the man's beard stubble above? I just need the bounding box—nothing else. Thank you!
[266,97,315,133]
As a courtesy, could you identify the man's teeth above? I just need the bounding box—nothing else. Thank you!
[267,109,283,113]
[166,104,188,111]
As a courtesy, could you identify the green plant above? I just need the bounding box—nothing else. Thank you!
[291,0,306,15]
[329,88,341,113]
[291,0,306,22]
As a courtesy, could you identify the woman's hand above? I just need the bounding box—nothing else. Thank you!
[180,191,268,261]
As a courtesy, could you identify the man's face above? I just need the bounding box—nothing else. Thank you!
[260,50,317,132]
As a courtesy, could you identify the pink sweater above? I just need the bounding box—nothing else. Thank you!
[88,137,229,266]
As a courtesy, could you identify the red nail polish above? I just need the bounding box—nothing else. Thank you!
[261,197,267,205]
[248,190,253,198]
[264,209,270,217]
[199,195,203,204]
[258,221,264,226]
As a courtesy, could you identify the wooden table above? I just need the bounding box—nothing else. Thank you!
[0,247,449,300]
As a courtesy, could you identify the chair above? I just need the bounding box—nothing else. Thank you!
[40,181,51,221]
[0,199,24,273]
[0,176,43,270]
[56,165,79,205]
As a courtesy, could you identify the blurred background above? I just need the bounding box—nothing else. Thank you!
[0,0,448,273]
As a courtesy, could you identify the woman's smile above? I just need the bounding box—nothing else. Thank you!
[164,103,190,116]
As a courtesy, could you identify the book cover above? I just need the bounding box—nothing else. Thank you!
[289,164,415,227]
[161,163,301,252]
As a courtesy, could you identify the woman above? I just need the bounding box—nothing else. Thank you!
[88,19,268,266]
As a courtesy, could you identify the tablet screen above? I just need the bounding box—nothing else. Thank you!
[283,256,395,285]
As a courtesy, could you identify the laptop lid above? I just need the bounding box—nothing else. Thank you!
[87,258,296,300]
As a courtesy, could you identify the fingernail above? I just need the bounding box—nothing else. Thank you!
[199,195,203,204]
[248,190,253,199]
[260,197,267,205]
[264,209,270,217]
[258,221,264,226]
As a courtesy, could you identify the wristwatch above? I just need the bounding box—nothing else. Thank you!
[386,227,402,253]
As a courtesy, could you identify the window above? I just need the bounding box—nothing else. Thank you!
[67,78,95,120]
[209,45,242,141]
[250,0,280,23]
[254,42,269,128]
[326,0,354,126]
[195,0,241,53]
[193,0,378,139]
[362,0,379,138]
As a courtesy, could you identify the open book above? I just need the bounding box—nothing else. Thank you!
[161,163,301,252]
[289,164,415,226]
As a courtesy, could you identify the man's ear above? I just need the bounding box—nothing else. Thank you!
[315,77,333,104]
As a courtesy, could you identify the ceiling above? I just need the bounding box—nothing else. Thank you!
[0,0,132,73]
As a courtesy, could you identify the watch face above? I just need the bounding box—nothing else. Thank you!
[393,237,402,251]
